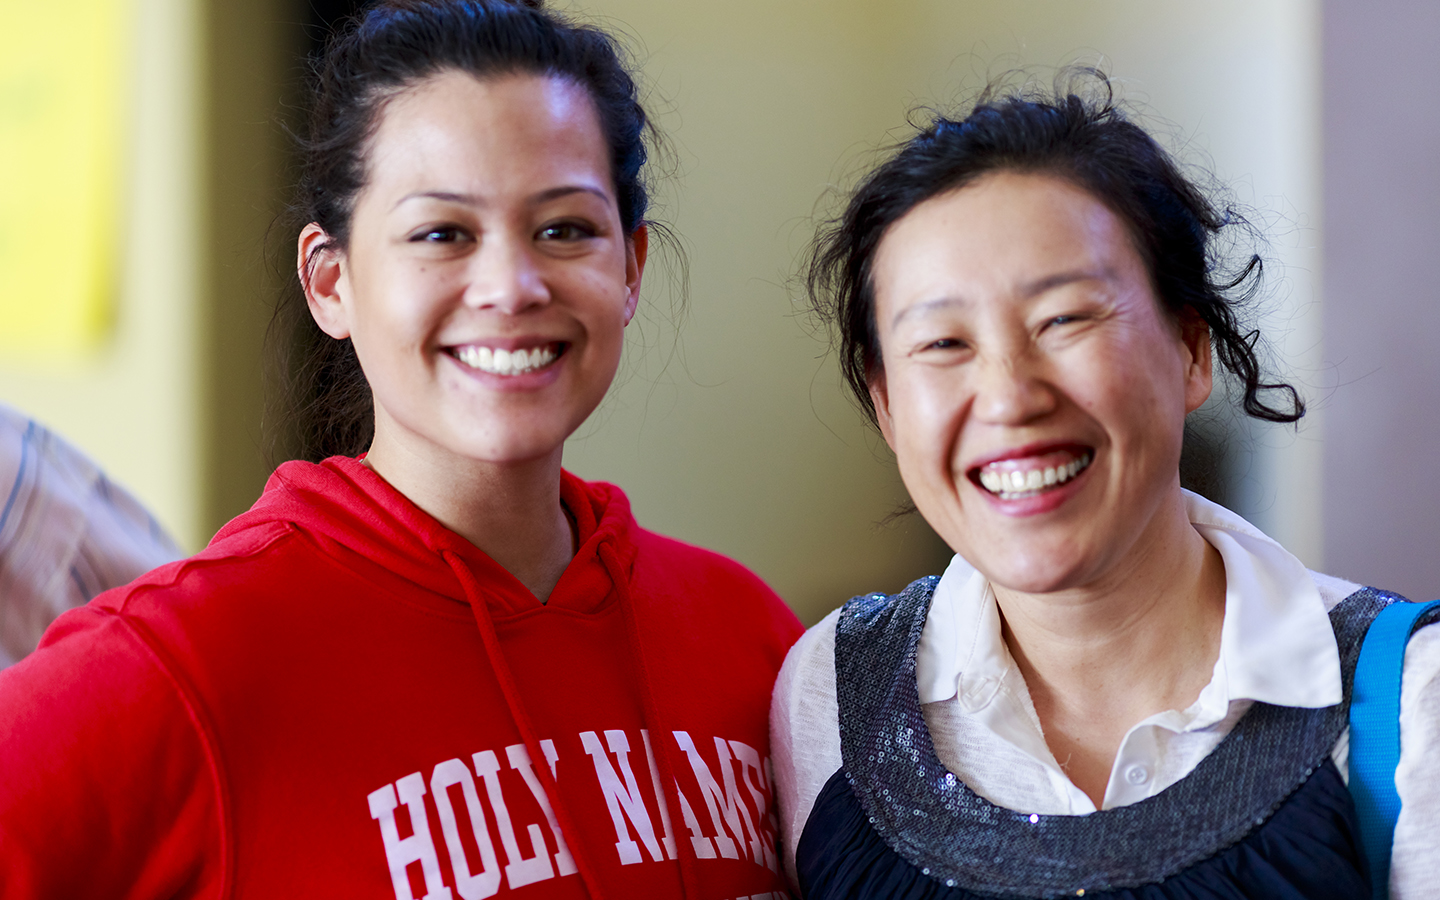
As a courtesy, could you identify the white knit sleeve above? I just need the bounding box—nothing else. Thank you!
[770,608,843,889]
[1389,618,1440,899]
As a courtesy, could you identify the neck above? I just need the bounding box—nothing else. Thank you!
[363,421,576,604]
[992,488,1226,805]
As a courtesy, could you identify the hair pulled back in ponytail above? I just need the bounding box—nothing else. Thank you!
[270,0,654,462]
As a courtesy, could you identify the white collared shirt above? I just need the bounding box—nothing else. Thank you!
[915,490,1342,812]
[771,490,1440,895]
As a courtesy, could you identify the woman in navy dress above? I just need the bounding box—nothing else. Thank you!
[771,74,1440,899]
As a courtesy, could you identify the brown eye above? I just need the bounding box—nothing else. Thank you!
[538,221,596,242]
[411,226,463,243]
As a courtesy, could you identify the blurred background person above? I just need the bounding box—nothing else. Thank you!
[0,403,181,668]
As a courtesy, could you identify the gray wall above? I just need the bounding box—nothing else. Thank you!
[1322,0,1440,599]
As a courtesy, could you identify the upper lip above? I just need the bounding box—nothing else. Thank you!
[964,440,1093,474]
[442,336,567,352]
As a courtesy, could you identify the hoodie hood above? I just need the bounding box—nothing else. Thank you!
[212,456,638,618]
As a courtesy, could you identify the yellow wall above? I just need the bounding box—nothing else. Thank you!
[0,0,294,553]
[0,0,205,548]
[0,0,1324,622]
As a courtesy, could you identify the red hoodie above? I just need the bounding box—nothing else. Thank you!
[0,458,803,900]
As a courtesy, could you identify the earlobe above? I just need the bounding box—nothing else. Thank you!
[1181,313,1214,414]
[298,223,352,340]
[622,224,648,325]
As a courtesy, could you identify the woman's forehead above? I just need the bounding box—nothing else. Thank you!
[872,172,1142,321]
[362,71,610,202]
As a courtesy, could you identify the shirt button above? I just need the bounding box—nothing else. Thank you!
[1124,764,1150,786]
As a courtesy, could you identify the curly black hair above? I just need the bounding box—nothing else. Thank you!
[806,70,1304,428]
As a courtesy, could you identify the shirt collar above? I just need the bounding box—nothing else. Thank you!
[916,490,1341,711]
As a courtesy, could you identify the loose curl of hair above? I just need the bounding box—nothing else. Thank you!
[806,70,1305,429]
[269,0,656,462]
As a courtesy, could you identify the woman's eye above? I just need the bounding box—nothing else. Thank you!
[538,221,596,242]
[924,338,964,351]
[1046,314,1084,328]
[411,226,464,243]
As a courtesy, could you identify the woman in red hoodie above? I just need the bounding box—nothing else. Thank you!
[0,2,802,898]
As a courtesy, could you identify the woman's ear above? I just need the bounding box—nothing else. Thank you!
[623,224,648,325]
[868,368,897,450]
[1180,310,1213,415]
[298,223,351,340]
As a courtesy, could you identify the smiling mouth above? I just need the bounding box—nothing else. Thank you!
[449,342,565,376]
[973,448,1093,500]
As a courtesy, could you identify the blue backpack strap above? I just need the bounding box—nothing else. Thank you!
[1348,597,1440,898]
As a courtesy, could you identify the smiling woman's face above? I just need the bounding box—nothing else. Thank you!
[869,171,1212,595]
[302,70,643,469]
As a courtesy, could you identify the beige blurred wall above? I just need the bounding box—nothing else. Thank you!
[558,0,951,624]
[0,0,1327,623]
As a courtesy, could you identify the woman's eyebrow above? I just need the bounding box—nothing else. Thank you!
[530,184,612,205]
[888,268,1115,328]
[890,296,969,328]
[393,185,612,211]
[1019,267,1114,298]
[394,190,480,210]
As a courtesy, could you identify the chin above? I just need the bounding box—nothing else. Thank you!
[976,550,1093,597]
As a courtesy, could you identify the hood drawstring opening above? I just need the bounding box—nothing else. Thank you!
[443,550,609,900]
[598,540,702,900]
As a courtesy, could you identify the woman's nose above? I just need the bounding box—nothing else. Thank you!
[464,239,550,313]
[970,351,1058,425]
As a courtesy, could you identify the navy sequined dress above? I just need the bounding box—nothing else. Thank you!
[794,581,1421,899]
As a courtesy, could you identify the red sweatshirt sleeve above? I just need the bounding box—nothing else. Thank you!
[0,603,226,899]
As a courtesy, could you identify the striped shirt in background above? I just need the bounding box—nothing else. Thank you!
[0,404,183,668]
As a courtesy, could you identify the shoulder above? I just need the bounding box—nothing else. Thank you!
[0,604,225,893]
[1313,571,1440,891]
[773,609,841,742]
[1308,569,1365,611]
[778,608,841,697]
[97,520,306,616]
[630,524,804,640]
[1390,593,1440,895]
[631,524,768,587]
[11,519,311,729]
[771,609,842,885]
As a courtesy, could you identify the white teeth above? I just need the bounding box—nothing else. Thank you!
[977,452,1092,500]
[454,343,559,376]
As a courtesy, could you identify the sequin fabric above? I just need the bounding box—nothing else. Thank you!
[833,581,1417,898]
